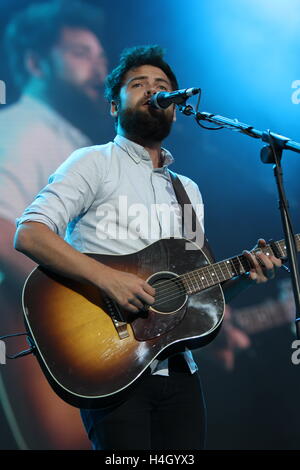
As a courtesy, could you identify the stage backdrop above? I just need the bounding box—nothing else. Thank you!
[0,0,299,450]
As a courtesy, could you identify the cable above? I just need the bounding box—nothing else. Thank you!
[0,332,28,340]
[0,332,35,360]
[194,93,224,131]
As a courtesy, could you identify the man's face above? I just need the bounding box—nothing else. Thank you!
[115,64,175,142]
[49,27,107,101]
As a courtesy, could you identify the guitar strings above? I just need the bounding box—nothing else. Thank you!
[120,237,291,309]
[154,251,253,293]
[148,237,289,302]
[145,243,285,309]
[148,255,252,308]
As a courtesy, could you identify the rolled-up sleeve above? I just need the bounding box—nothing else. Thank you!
[16,147,101,238]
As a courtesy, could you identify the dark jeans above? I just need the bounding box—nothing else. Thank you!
[80,356,207,450]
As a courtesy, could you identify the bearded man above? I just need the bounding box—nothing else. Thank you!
[14,45,281,450]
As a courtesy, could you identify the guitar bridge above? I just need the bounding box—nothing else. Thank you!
[104,296,129,340]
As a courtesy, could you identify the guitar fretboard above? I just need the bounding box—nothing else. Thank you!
[180,234,300,295]
[233,296,294,334]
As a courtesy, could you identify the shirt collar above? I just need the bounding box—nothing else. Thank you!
[114,134,174,168]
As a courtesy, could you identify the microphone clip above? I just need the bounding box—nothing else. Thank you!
[178,104,194,116]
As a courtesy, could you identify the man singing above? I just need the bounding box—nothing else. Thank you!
[14,45,281,450]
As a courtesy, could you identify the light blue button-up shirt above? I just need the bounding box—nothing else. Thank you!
[17,135,205,375]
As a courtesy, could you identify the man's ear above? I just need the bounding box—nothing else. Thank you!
[110,100,119,117]
[24,50,48,78]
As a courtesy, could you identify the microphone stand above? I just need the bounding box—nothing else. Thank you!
[178,103,300,339]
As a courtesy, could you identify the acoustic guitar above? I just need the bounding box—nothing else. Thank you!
[22,235,299,408]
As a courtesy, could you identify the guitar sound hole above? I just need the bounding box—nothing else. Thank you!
[147,271,187,314]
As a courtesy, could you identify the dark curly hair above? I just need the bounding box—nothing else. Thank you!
[4,0,105,90]
[104,45,179,103]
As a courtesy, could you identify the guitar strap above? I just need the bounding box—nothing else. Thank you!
[169,170,215,263]
[154,170,217,360]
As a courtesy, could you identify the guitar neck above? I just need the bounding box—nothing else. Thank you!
[232,298,293,335]
[181,234,300,295]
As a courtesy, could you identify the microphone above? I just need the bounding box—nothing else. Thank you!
[149,88,200,109]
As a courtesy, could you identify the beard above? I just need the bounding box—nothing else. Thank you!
[118,103,173,144]
[43,75,113,144]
